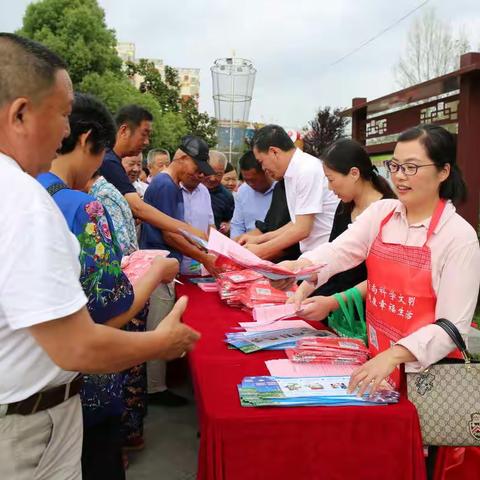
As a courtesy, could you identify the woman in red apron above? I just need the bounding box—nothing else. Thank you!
[277,124,480,478]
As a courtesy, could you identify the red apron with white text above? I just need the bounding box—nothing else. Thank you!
[365,200,461,389]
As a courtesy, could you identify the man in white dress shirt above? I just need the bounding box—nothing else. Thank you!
[244,124,339,258]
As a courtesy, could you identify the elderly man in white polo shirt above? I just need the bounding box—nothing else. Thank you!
[0,33,199,480]
[243,124,338,258]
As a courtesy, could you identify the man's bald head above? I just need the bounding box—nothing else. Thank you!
[0,33,67,107]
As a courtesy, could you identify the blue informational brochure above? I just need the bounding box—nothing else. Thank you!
[225,328,335,353]
[238,376,400,407]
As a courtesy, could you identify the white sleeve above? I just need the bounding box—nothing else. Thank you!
[206,190,215,227]
[294,166,326,215]
[0,193,87,329]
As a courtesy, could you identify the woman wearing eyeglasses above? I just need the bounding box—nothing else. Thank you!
[294,138,396,323]
[277,124,480,395]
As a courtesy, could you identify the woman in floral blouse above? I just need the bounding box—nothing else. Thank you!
[86,172,139,257]
[37,93,178,479]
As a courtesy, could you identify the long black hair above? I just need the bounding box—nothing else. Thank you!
[59,93,116,156]
[397,124,467,205]
[322,138,396,202]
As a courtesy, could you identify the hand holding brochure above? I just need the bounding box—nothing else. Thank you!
[121,249,170,284]
[178,229,209,252]
[207,229,325,280]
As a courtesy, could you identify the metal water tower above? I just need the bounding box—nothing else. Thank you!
[211,56,256,164]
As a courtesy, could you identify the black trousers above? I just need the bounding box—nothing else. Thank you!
[82,416,125,480]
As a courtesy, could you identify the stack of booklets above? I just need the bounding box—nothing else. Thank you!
[217,270,296,309]
[238,376,400,407]
[225,327,335,353]
[216,270,262,307]
[285,337,369,365]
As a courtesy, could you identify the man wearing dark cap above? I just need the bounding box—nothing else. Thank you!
[140,135,217,268]
[99,105,206,240]
[139,136,219,406]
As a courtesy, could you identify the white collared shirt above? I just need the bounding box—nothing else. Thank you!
[180,182,214,274]
[0,153,87,403]
[133,179,149,198]
[284,149,339,252]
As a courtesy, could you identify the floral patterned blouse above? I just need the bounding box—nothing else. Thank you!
[89,176,138,256]
[37,172,134,427]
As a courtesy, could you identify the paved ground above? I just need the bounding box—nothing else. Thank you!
[126,384,199,480]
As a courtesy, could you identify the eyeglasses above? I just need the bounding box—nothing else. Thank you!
[383,160,437,176]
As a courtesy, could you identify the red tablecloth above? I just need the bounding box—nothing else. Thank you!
[178,282,427,480]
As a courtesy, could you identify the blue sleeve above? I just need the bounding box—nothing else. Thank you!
[144,178,182,220]
[73,200,134,324]
[230,195,246,238]
[100,159,136,196]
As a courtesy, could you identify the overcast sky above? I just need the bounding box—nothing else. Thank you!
[1,0,479,129]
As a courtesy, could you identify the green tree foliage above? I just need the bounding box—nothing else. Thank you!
[181,97,218,148]
[126,60,180,113]
[156,111,188,153]
[127,59,217,146]
[17,0,214,151]
[17,0,122,85]
[79,72,187,152]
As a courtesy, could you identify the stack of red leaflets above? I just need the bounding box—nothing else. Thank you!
[220,269,263,283]
[217,278,248,307]
[213,254,244,273]
[121,249,169,284]
[238,280,296,309]
[216,269,296,309]
[217,269,256,307]
[285,337,369,365]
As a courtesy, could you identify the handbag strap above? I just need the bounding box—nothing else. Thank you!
[46,182,69,197]
[435,318,471,363]
[348,287,365,324]
[333,291,354,328]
